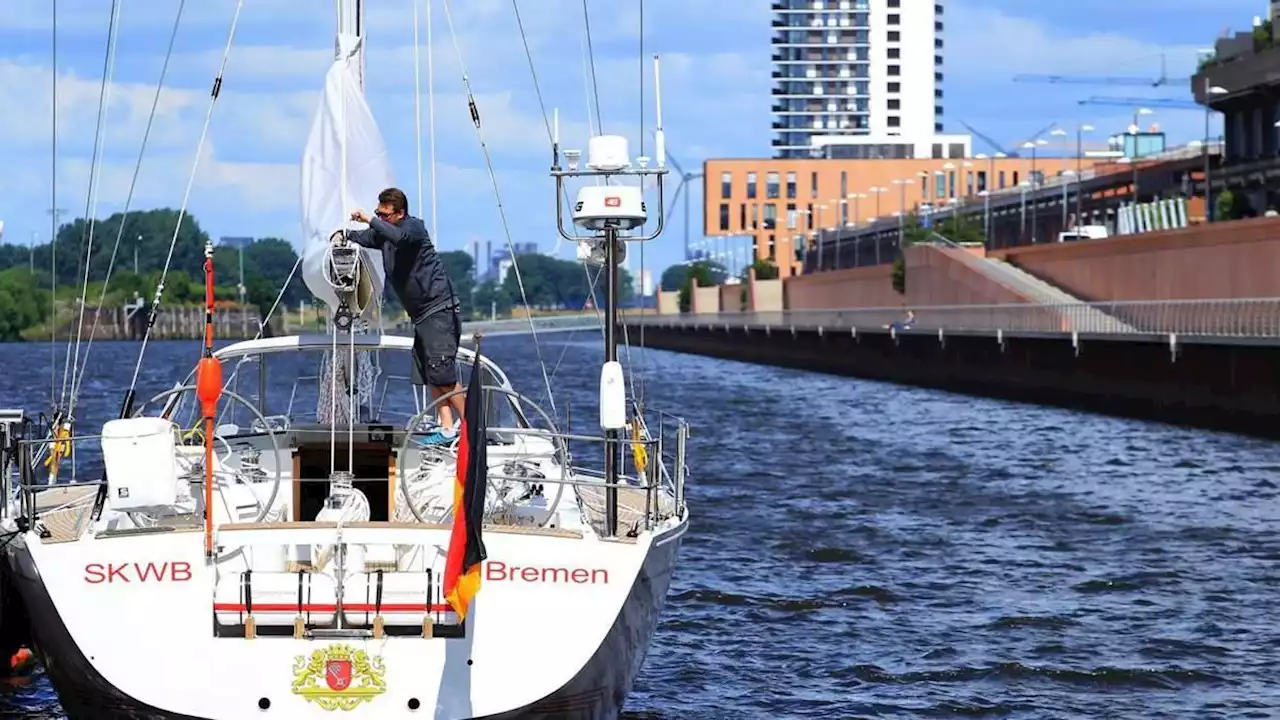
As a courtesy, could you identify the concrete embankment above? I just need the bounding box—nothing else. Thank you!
[627,322,1280,439]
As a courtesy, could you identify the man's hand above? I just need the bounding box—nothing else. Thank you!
[350,209,371,224]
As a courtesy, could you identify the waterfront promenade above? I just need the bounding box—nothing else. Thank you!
[625,298,1280,438]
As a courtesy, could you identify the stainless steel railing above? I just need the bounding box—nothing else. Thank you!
[630,298,1280,339]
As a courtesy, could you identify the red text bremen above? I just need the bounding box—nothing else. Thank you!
[485,561,608,585]
[84,562,193,584]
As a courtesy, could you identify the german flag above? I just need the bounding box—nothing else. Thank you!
[444,349,489,620]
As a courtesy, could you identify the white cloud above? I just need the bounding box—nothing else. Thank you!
[6,0,1227,276]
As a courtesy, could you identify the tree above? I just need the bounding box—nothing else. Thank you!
[471,279,512,318]
[498,253,635,310]
[0,268,48,341]
[676,260,726,313]
[892,211,986,295]
[743,258,779,281]
[439,250,476,318]
[661,260,726,295]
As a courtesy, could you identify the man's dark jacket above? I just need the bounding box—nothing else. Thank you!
[348,215,456,323]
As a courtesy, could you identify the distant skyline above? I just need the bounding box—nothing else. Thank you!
[0,0,1261,278]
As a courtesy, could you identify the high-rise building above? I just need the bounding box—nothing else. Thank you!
[771,0,955,160]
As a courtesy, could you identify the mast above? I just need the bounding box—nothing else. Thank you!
[336,0,365,89]
[551,56,669,538]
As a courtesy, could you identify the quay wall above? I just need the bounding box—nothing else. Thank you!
[994,216,1280,302]
[628,322,1280,439]
[785,244,1037,310]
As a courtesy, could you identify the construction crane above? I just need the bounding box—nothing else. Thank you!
[1014,73,1190,87]
[1076,96,1202,110]
[959,119,1058,157]
[1013,53,1189,88]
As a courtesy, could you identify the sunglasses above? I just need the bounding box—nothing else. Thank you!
[375,210,396,220]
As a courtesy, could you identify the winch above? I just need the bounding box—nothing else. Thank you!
[326,230,360,331]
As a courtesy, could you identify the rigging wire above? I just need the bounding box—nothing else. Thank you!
[214,255,303,424]
[580,0,604,134]
[125,0,246,400]
[331,0,347,475]
[636,0,649,408]
[427,0,439,246]
[412,0,425,221]
[71,0,188,413]
[509,0,615,400]
[63,0,122,417]
[439,0,557,415]
[48,0,58,413]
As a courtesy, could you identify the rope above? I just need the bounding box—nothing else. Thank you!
[72,0,187,413]
[440,0,557,415]
[126,0,245,398]
[64,0,122,420]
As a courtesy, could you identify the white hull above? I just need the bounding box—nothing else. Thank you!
[4,517,685,719]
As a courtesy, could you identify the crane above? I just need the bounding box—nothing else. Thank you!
[1076,96,1202,110]
[959,119,1058,157]
[1013,53,1189,88]
[1014,74,1190,87]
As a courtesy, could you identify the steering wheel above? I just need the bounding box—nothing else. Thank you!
[396,385,568,528]
[133,387,285,533]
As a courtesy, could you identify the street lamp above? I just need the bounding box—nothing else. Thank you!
[979,190,991,245]
[892,178,913,248]
[1130,107,1154,207]
[1204,83,1228,221]
[1024,139,1044,242]
[1074,124,1094,227]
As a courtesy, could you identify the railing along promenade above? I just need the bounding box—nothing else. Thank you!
[629,298,1280,341]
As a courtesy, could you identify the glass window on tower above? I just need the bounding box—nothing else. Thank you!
[718,204,730,231]
[766,172,780,199]
[747,172,758,199]
[721,171,732,199]
[786,172,797,199]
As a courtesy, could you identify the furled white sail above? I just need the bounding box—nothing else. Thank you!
[299,33,391,317]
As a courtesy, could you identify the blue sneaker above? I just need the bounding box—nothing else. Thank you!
[417,428,458,446]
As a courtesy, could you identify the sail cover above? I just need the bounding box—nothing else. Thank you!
[300,33,391,317]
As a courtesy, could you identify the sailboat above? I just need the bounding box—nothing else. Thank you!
[0,1,688,718]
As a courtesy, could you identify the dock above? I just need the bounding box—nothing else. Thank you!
[625,298,1280,439]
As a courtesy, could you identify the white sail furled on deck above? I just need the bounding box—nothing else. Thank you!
[300,32,391,317]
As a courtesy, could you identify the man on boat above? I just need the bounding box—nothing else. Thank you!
[344,187,464,445]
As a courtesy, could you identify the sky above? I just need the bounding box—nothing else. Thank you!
[0,0,1262,282]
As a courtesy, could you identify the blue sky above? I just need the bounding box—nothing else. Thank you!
[0,0,1261,281]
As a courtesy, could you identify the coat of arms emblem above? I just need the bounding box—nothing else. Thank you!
[292,643,386,711]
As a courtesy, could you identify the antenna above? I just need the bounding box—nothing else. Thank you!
[549,55,669,538]
[653,54,666,169]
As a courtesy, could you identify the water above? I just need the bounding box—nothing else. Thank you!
[3,337,1279,719]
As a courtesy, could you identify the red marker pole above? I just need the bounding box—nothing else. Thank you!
[195,243,223,558]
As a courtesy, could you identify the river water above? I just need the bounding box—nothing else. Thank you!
[1,336,1278,719]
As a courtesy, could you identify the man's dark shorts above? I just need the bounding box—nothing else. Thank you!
[411,309,461,388]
